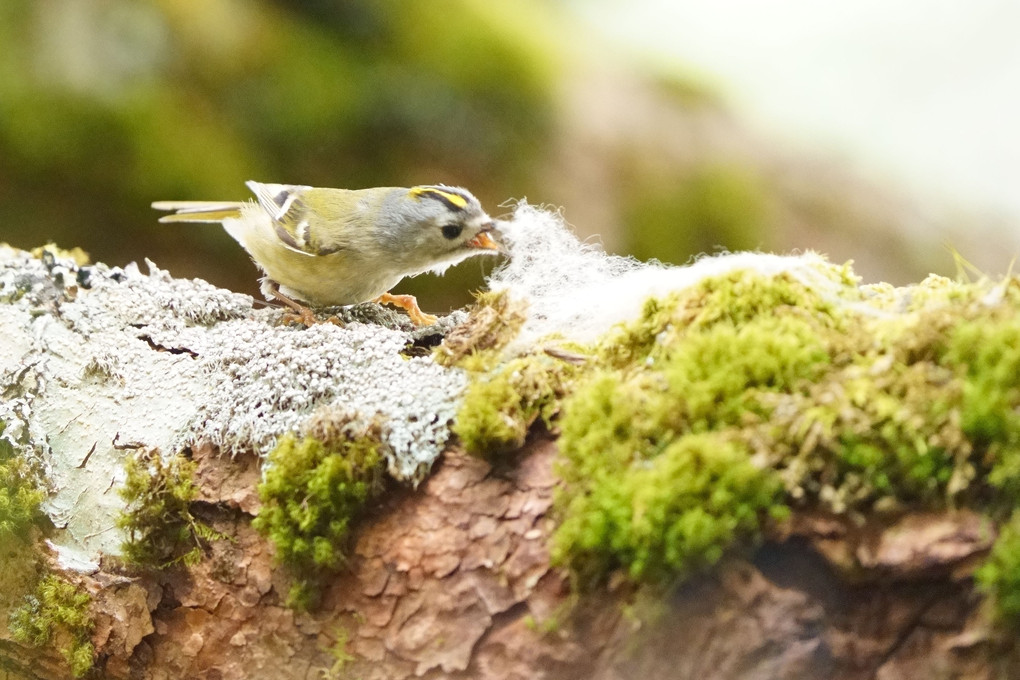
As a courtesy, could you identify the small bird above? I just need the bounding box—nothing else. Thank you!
[153,181,503,325]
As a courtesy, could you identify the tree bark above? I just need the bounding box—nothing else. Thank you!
[6,437,1016,680]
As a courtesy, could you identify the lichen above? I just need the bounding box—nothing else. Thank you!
[179,318,467,483]
[0,243,470,565]
[8,573,95,678]
[252,425,385,609]
[117,449,226,569]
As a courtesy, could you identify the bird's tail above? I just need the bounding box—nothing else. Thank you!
[151,200,247,223]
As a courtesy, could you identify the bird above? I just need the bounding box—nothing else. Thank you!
[152,181,503,325]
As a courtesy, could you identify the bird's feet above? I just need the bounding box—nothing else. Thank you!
[281,306,321,327]
[265,281,340,327]
[374,292,438,326]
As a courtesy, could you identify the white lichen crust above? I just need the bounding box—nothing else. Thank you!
[163,320,466,480]
[0,245,465,566]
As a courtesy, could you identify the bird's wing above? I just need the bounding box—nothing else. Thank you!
[245,181,341,256]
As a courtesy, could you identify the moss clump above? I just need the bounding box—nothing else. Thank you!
[943,316,1020,501]
[977,511,1020,623]
[553,274,832,585]
[552,267,1020,590]
[442,290,579,457]
[0,422,46,542]
[598,268,852,370]
[252,430,385,609]
[453,354,576,456]
[554,430,785,586]
[117,450,225,569]
[322,626,355,679]
[447,262,1020,622]
[764,360,969,514]
[8,574,95,678]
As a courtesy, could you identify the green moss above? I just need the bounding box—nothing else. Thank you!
[117,450,225,569]
[552,268,1020,590]
[598,269,851,370]
[443,290,579,457]
[252,431,385,609]
[977,511,1020,624]
[0,422,46,542]
[8,574,95,678]
[551,276,825,585]
[554,431,785,586]
[453,354,575,456]
[765,361,968,514]
[587,273,839,439]
[943,316,1020,501]
[321,626,355,679]
[450,264,1020,625]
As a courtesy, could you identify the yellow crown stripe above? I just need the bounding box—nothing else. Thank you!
[410,186,469,211]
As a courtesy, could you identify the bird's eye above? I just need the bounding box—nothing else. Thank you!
[441,224,463,240]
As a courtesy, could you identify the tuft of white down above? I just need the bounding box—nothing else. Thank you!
[488,202,846,349]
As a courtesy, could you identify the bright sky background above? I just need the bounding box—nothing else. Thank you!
[568,0,1020,230]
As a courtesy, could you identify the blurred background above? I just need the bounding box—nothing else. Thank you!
[1,0,1018,312]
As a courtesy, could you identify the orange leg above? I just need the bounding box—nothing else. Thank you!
[374,292,438,326]
[263,280,320,326]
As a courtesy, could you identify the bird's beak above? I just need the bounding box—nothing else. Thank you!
[467,221,506,253]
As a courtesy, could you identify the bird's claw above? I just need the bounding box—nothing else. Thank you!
[374,292,438,326]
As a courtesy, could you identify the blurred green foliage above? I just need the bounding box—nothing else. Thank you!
[0,0,556,309]
[622,162,772,264]
[0,0,916,314]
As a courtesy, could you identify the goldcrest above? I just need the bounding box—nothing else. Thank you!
[153,181,503,325]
